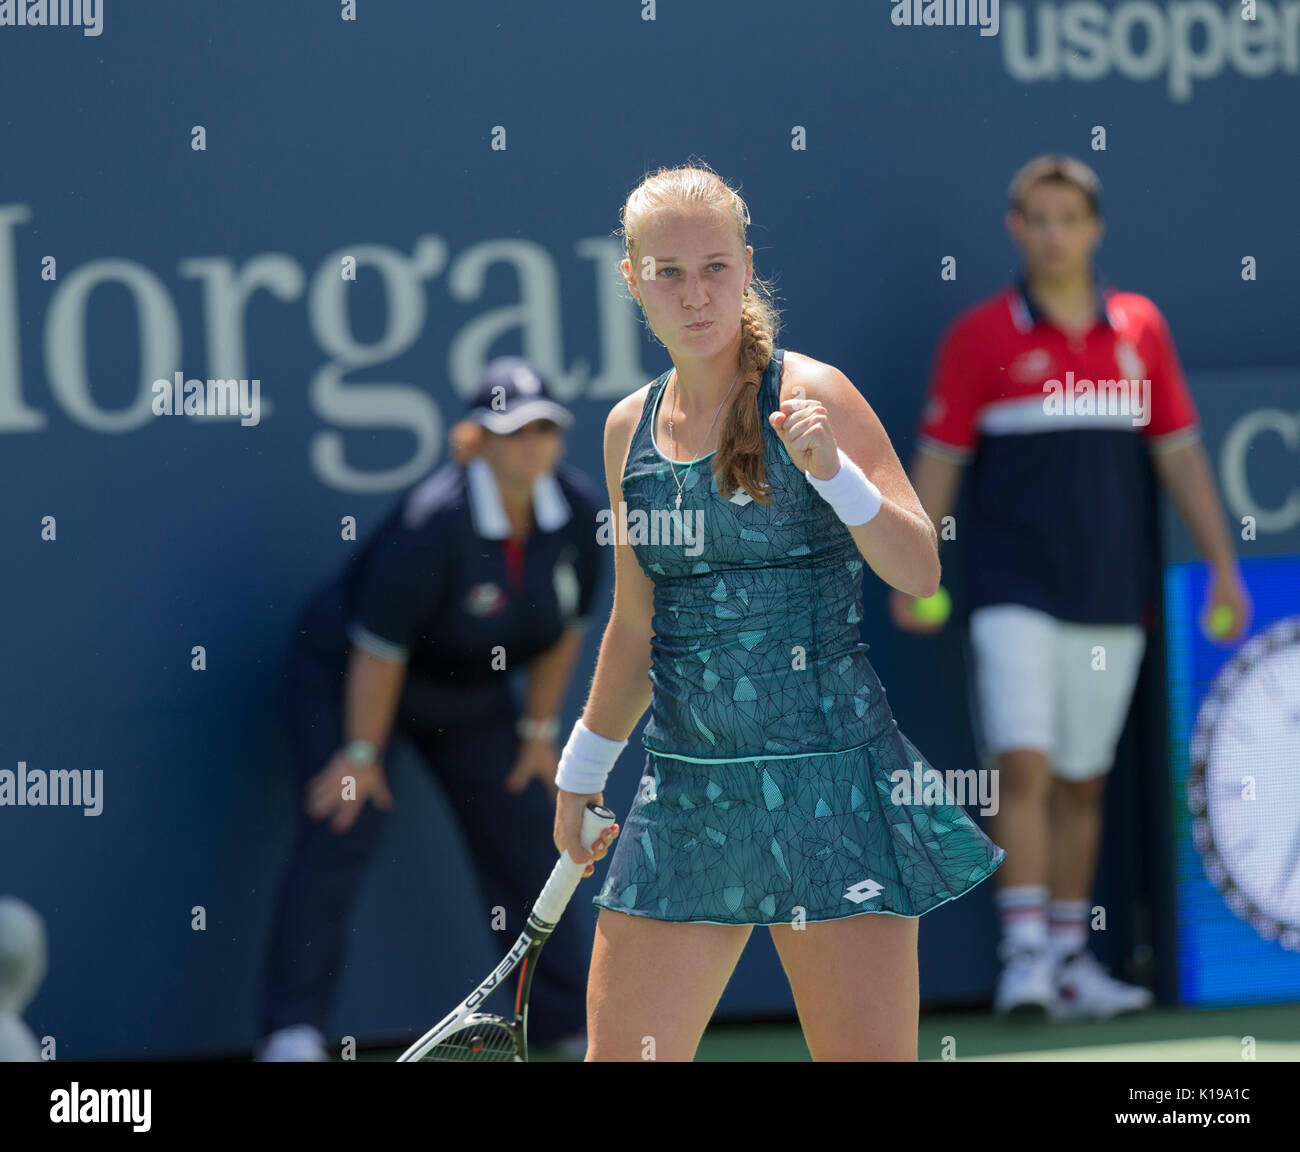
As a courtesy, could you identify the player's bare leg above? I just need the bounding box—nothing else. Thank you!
[1043,770,1149,1017]
[769,912,918,1061]
[1048,774,1106,901]
[585,910,751,1061]
[987,747,1055,1014]
[988,748,1051,884]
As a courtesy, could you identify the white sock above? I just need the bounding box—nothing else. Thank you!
[1049,899,1090,963]
[995,884,1048,956]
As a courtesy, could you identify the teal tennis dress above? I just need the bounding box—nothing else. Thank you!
[592,348,1006,925]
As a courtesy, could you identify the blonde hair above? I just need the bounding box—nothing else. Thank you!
[618,159,782,504]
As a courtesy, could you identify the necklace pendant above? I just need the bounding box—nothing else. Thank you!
[675,492,682,511]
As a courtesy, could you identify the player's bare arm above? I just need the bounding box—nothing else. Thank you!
[889,447,967,633]
[776,352,941,599]
[1150,437,1252,641]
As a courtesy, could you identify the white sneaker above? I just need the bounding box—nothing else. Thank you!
[256,1024,327,1061]
[993,948,1055,1017]
[1049,950,1154,1021]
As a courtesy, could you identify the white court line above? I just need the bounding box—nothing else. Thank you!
[960,1038,1300,1062]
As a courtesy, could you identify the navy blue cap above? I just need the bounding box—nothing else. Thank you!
[468,358,573,434]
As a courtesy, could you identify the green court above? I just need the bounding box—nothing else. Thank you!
[358,1002,1300,1062]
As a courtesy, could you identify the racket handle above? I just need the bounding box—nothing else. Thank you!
[531,802,617,927]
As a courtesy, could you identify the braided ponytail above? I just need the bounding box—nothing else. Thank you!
[712,282,779,503]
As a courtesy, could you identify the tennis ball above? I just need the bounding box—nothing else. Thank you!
[912,585,951,625]
[1207,604,1235,638]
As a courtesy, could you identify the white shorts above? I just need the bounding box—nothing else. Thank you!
[966,604,1147,780]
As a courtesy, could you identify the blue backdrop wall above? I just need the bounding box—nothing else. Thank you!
[1,0,1296,1057]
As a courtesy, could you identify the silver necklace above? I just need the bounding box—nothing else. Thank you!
[667,367,741,511]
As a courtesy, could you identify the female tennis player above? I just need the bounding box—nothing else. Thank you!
[258,358,610,1061]
[553,162,1007,1061]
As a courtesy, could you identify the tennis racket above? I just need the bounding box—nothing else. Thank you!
[396,800,617,1062]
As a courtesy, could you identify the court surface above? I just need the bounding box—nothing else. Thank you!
[359,1002,1300,1061]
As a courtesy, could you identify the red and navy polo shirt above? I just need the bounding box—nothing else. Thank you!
[917,278,1200,629]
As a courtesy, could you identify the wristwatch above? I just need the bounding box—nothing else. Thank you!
[516,716,559,742]
[344,739,379,765]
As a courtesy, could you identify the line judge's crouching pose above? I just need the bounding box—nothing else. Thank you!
[551,162,1006,1062]
[258,359,609,1060]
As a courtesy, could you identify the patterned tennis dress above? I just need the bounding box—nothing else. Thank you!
[593,348,1006,925]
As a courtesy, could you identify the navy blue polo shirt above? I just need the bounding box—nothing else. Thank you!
[918,278,1200,629]
[294,457,605,720]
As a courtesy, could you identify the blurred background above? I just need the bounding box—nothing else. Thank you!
[0,0,1297,1059]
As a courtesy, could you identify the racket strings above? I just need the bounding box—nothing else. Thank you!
[420,1017,518,1062]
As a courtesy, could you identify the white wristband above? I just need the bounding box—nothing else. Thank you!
[804,448,882,526]
[555,718,627,795]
